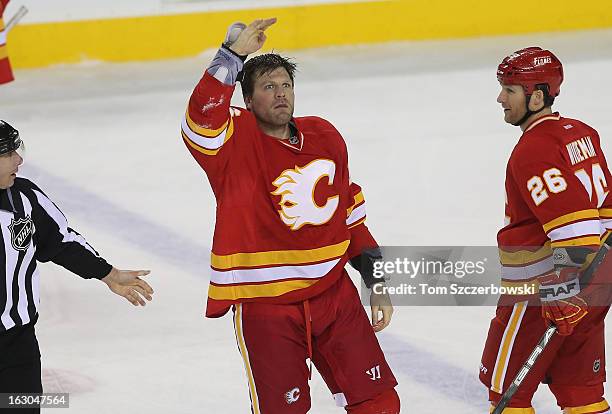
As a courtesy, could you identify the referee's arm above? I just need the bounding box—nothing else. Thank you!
[29,185,154,306]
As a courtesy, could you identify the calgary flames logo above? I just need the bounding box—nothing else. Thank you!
[271,159,339,230]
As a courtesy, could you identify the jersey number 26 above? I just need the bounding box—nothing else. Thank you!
[527,164,609,207]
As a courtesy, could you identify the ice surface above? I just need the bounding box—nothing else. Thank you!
[2,28,612,413]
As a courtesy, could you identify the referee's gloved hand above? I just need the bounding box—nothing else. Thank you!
[538,267,588,336]
[101,268,154,306]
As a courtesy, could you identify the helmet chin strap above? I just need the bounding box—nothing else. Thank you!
[512,94,546,127]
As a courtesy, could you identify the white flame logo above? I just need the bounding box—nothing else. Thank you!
[272,159,339,230]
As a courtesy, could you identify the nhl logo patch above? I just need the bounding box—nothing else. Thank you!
[594,359,601,373]
[9,216,35,252]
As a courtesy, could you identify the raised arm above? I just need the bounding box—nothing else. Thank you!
[181,18,276,171]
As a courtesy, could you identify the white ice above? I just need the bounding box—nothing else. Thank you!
[2,28,612,413]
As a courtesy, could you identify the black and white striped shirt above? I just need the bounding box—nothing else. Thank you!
[0,177,112,332]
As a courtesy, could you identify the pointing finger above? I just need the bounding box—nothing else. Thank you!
[256,17,277,31]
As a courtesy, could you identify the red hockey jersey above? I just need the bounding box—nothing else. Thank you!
[498,113,612,292]
[0,0,14,85]
[182,72,377,317]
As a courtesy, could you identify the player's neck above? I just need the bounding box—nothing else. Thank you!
[519,107,553,131]
[258,122,291,140]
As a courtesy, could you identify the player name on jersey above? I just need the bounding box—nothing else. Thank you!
[566,136,597,166]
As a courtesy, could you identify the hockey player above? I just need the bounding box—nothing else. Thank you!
[0,121,154,413]
[0,0,14,84]
[181,18,400,413]
[479,47,612,413]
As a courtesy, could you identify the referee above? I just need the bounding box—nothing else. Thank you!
[0,120,154,412]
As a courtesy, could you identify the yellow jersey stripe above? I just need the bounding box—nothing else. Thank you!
[542,209,599,233]
[0,46,7,60]
[181,113,234,152]
[346,191,364,215]
[211,240,350,270]
[599,209,612,218]
[564,399,610,414]
[234,305,261,414]
[550,235,601,248]
[498,242,551,266]
[185,109,229,137]
[182,131,221,155]
[352,191,365,207]
[492,301,527,393]
[209,278,320,300]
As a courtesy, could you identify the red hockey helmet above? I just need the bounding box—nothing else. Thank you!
[497,47,564,97]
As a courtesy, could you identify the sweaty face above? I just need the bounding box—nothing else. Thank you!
[497,84,527,125]
[246,67,295,128]
[0,151,23,189]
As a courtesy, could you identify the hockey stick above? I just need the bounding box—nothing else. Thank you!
[6,6,28,33]
[492,233,612,414]
[491,324,557,414]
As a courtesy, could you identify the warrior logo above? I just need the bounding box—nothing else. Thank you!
[366,365,381,381]
[285,387,300,405]
[9,215,35,252]
[594,359,601,373]
[271,159,339,231]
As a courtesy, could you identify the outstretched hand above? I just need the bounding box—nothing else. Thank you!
[229,18,277,56]
[101,268,154,306]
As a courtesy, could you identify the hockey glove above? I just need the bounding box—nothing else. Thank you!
[349,248,385,289]
[538,248,589,336]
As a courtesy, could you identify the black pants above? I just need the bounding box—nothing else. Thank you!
[0,321,42,414]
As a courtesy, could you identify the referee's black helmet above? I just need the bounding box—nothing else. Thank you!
[0,121,23,155]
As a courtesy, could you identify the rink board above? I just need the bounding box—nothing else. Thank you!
[5,0,612,69]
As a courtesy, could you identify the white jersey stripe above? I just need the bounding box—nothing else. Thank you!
[15,194,34,325]
[600,218,612,230]
[346,203,366,226]
[31,268,40,316]
[547,219,601,242]
[33,189,97,255]
[501,256,553,280]
[0,180,108,332]
[0,211,19,330]
[211,258,340,285]
[181,115,229,150]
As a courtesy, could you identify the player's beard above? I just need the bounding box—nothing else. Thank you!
[268,105,294,126]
